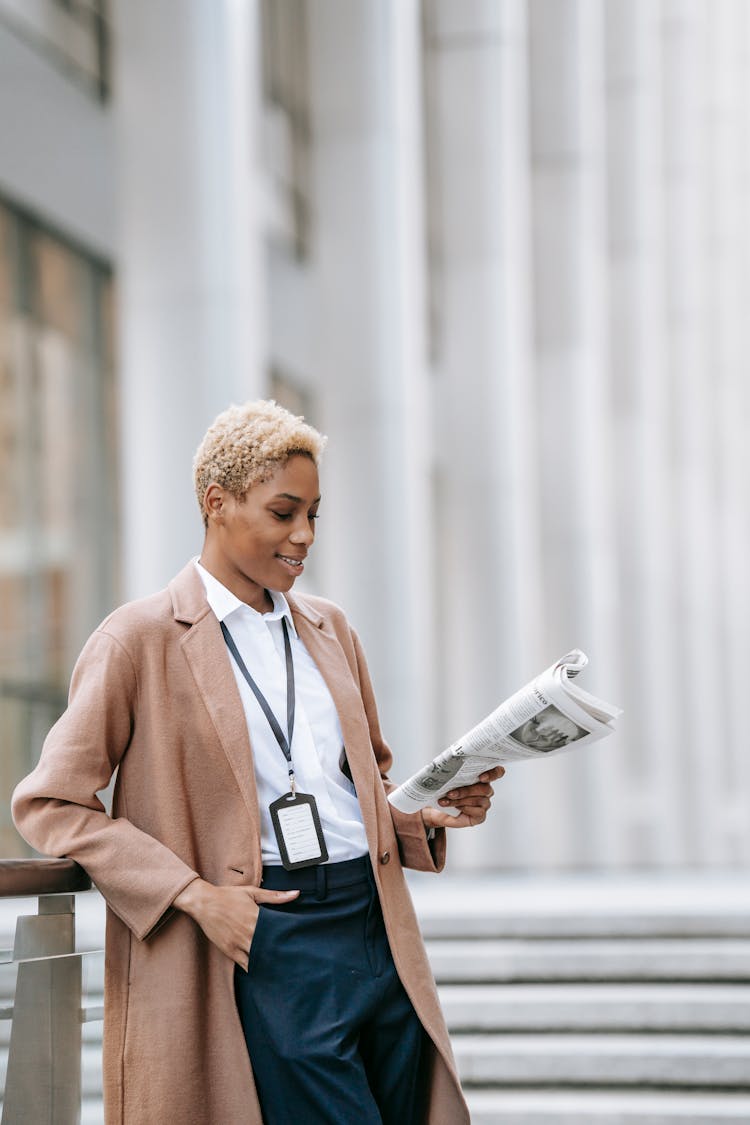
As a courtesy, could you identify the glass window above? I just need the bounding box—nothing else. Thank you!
[0,198,117,856]
[260,0,311,258]
[0,0,110,101]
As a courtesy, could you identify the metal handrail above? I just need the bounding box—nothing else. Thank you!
[0,857,91,898]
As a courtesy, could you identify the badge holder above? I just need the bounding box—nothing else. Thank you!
[270,790,329,871]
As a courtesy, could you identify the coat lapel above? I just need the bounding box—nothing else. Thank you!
[169,564,262,867]
[288,598,382,840]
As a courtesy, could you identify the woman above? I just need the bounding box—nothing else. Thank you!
[12,400,503,1125]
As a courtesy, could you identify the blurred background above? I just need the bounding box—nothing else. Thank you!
[1,0,749,876]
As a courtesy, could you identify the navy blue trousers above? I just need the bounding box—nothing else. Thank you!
[234,856,429,1125]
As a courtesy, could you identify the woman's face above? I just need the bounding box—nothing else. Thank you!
[203,454,320,610]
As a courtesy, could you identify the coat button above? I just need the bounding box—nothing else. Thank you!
[380,850,390,865]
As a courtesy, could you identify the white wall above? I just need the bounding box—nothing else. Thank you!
[0,18,114,257]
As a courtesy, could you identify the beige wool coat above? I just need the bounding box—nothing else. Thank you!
[12,561,469,1125]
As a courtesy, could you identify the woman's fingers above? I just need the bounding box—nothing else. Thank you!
[253,888,300,904]
[176,882,300,964]
[232,888,299,969]
[423,806,486,829]
[421,767,506,829]
[438,782,494,807]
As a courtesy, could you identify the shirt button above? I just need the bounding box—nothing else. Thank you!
[380,851,390,865]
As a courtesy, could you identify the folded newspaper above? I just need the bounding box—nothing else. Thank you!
[388,650,622,815]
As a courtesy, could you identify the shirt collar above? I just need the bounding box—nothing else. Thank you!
[193,558,298,637]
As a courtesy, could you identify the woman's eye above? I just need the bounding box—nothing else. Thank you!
[270,508,319,522]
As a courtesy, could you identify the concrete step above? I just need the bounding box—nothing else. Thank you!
[439,982,750,1032]
[409,873,750,941]
[427,938,750,982]
[453,1033,750,1088]
[11,1052,750,1125]
[420,911,750,939]
[465,1089,750,1124]
[74,1088,750,1125]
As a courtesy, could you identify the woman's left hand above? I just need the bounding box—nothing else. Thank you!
[420,766,505,830]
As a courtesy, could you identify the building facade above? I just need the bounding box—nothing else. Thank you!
[1,0,749,871]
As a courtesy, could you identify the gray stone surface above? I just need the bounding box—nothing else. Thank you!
[466,1090,750,1124]
[407,871,750,937]
[439,982,750,1031]
[413,872,750,1121]
[453,1033,750,1086]
[427,937,750,981]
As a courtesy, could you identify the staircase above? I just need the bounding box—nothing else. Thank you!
[410,872,750,1124]
[3,874,750,1123]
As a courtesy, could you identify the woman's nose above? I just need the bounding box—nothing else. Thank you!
[290,522,314,545]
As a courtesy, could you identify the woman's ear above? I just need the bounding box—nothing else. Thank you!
[203,483,227,525]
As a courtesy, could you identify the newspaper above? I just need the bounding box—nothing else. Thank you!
[388,650,622,815]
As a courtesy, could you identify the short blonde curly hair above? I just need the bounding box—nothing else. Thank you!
[193,400,326,525]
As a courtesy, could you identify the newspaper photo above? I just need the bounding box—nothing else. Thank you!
[388,650,622,815]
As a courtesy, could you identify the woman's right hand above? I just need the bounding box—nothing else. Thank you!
[173,878,299,970]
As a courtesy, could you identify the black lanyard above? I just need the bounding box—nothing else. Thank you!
[220,617,297,794]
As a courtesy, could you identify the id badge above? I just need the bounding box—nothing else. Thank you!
[269,791,329,871]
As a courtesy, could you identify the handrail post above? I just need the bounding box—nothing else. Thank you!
[0,861,92,1125]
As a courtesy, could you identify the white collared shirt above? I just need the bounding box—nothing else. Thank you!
[194,560,368,864]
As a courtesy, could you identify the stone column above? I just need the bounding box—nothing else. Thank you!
[661,0,725,864]
[306,0,435,773]
[702,0,750,864]
[114,0,267,599]
[604,0,681,864]
[527,0,621,866]
[422,0,542,869]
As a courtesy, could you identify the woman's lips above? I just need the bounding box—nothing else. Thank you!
[276,553,305,574]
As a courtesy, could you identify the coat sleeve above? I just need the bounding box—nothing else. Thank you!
[11,628,199,942]
[350,629,446,873]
